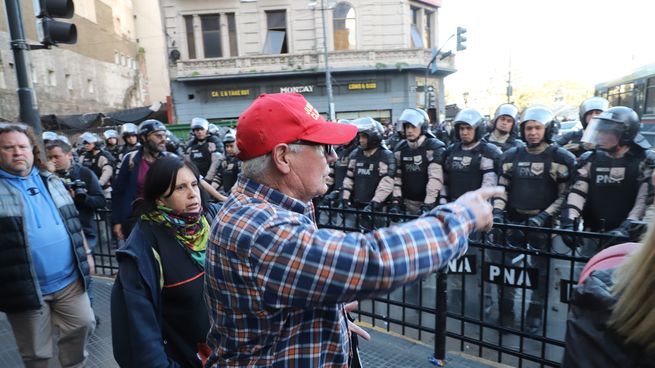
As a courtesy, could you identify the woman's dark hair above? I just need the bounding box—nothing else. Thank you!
[141,155,205,214]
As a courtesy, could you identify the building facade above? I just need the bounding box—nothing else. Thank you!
[0,0,146,120]
[161,0,455,126]
[134,0,170,104]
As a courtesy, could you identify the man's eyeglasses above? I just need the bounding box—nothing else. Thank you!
[289,140,334,157]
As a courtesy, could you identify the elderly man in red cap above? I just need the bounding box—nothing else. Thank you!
[204,93,500,367]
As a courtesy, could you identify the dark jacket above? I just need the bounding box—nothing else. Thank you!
[111,220,208,368]
[562,269,655,367]
[0,170,89,313]
[112,149,169,226]
[65,163,106,241]
[112,148,144,225]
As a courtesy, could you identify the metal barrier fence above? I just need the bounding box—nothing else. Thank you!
[314,205,633,368]
[92,208,120,276]
[88,204,634,367]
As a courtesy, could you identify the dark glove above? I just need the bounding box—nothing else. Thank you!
[339,199,351,209]
[363,201,382,213]
[360,202,381,231]
[388,203,402,215]
[527,211,551,228]
[608,219,633,239]
[420,202,437,213]
[492,209,505,224]
[323,190,340,206]
[559,219,576,249]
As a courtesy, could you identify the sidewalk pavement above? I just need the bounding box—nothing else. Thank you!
[0,277,506,368]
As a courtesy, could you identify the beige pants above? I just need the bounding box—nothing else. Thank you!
[6,279,95,368]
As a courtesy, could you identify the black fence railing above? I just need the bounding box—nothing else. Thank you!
[314,205,635,368]
[89,204,637,367]
[92,208,120,276]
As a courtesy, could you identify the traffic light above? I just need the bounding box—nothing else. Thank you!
[34,0,77,46]
[427,86,436,108]
[456,26,467,51]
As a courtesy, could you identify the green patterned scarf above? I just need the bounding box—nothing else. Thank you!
[141,205,209,267]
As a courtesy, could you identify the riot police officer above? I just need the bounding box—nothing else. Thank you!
[492,105,575,333]
[165,129,184,156]
[323,119,359,206]
[443,108,501,202]
[119,123,140,162]
[391,108,445,213]
[483,103,524,152]
[442,108,501,317]
[341,117,396,215]
[185,117,224,180]
[385,120,405,151]
[207,123,221,138]
[561,106,655,240]
[42,131,59,145]
[212,129,241,195]
[555,96,609,157]
[104,129,122,160]
[78,132,115,197]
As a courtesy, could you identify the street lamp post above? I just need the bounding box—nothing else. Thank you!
[319,0,335,121]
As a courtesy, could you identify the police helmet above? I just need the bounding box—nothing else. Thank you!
[207,123,219,136]
[57,135,71,145]
[337,119,360,146]
[121,123,138,137]
[394,120,404,133]
[493,104,519,127]
[165,129,182,144]
[593,106,640,146]
[398,108,429,130]
[138,119,167,139]
[353,117,384,149]
[519,105,556,143]
[223,129,236,144]
[103,129,119,140]
[453,108,486,142]
[579,96,609,127]
[190,117,209,131]
[42,131,58,142]
[79,132,99,145]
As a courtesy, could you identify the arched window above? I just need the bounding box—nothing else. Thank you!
[333,2,356,50]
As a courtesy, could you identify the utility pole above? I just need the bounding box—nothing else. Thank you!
[4,0,42,136]
[320,0,335,121]
[506,50,513,103]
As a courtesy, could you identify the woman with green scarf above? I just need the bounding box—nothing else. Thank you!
[111,156,212,368]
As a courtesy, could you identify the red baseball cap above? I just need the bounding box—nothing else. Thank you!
[236,93,358,160]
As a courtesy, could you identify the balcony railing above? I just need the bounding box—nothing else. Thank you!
[173,48,455,79]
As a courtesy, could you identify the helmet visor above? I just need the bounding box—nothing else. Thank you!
[581,118,624,149]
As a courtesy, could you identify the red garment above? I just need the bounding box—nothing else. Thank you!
[135,158,153,199]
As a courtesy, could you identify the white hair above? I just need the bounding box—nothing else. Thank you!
[242,154,271,180]
[241,144,309,180]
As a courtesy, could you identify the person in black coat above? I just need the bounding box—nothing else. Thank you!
[111,156,212,367]
[563,230,655,367]
[47,140,106,250]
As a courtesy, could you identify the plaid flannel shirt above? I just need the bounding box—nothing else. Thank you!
[204,176,476,367]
